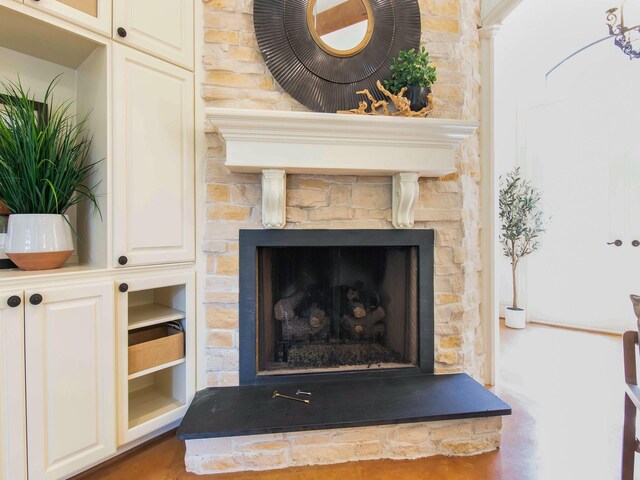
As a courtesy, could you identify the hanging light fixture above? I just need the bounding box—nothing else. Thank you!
[606,0,640,59]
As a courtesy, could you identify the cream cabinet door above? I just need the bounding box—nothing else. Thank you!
[113,0,194,70]
[0,292,26,480]
[25,0,111,36]
[25,283,115,480]
[113,44,195,268]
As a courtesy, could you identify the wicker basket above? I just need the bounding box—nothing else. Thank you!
[128,323,184,375]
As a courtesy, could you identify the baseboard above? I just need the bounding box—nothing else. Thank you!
[528,319,624,337]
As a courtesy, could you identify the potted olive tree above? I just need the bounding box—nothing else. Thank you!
[0,77,101,270]
[499,167,547,329]
[384,46,437,111]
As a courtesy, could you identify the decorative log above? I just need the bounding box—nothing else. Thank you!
[344,306,386,338]
[345,282,380,314]
[282,307,330,341]
[348,301,366,318]
[307,306,326,328]
[274,291,307,321]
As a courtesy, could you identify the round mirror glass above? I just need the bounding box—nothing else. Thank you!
[307,0,374,57]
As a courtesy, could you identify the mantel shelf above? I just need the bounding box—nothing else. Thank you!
[206,108,478,177]
[205,108,479,229]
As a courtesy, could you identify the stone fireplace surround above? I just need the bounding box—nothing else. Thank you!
[181,108,510,474]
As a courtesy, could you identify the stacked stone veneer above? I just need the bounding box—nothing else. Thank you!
[186,418,502,474]
[194,0,496,474]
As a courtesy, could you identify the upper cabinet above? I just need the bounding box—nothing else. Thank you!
[112,44,195,268]
[25,0,111,36]
[112,0,194,70]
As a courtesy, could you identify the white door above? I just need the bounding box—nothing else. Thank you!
[0,291,26,480]
[113,44,195,268]
[25,283,115,480]
[522,95,640,333]
[113,0,194,70]
[25,0,111,36]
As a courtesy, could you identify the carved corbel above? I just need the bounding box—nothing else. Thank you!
[261,169,287,229]
[392,172,420,229]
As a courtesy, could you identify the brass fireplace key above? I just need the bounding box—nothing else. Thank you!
[272,390,310,404]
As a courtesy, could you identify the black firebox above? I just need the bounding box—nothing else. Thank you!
[239,229,434,385]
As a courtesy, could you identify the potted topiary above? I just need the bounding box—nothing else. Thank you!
[499,167,547,329]
[384,46,437,111]
[0,77,101,271]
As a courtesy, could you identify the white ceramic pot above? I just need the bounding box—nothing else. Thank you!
[6,214,74,270]
[505,307,526,329]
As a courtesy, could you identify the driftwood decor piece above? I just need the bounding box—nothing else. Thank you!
[338,80,434,117]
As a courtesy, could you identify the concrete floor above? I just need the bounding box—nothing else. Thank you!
[78,323,626,479]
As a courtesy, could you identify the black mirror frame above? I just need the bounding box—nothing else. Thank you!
[254,0,421,113]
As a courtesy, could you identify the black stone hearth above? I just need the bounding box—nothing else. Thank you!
[239,229,435,385]
[177,374,511,440]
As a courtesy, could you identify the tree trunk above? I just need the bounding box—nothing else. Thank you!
[510,239,518,310]
[511,260,518,310]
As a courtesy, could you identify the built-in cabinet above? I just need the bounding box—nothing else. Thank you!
[0,283,116,480]
[113,44,195,268]
[0,0,197,478]
[25,0,111,35]
[116,273,195,445]
[113,0,194,69]
[25,283,115,480]
[0,291,27,480]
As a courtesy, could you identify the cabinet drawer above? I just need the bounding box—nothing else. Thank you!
[128,324,184,375]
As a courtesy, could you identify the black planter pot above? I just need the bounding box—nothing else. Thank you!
[405,86,431,112]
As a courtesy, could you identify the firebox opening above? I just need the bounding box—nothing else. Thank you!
[257,245,419,375]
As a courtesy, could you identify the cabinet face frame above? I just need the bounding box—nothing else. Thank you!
[24,0,111,36]
[112,44,195,269]
[116,272,196,445]
[0,291,27,480]
[24,282,116,480]
[112,0,194,70]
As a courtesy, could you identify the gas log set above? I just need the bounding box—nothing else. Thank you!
[272,281,401,369]
[250,238,421,377]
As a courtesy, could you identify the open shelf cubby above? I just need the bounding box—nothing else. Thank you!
[128,363,187,429]
[120,276,193,444]
[127,285,186,330]
[0,5,109,275]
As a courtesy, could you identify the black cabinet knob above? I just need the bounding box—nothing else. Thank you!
[607,240,623,247]
[118,256,128,266]
[29,294,43,306]
[119,283,129,293]
[117,27,127,38]
[633,240,640,247]
[7,296,21,308]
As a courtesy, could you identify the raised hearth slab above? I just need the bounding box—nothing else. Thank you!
[177,373,511,440]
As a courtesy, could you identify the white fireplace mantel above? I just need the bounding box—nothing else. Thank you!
[206,108,478,228]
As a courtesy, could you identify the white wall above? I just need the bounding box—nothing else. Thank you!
[495,0,640,332]
[0,46,77,104]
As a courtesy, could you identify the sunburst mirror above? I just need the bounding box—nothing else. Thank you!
[254,0,421,113]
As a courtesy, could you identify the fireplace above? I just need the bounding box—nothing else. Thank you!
[239,229,434,384]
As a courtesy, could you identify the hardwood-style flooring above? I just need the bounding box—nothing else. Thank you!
[78,323,625,479]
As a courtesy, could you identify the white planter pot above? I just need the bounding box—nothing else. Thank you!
[6,214,74,270]
[505,307,526,329]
